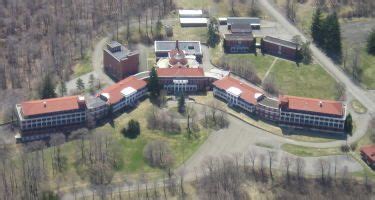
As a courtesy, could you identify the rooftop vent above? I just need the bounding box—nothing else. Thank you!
[319,101,323,107]
[43,101,47,108]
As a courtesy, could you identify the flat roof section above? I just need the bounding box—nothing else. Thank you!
[227,87,242,97]
[180,18,208,24]
[258,96,280,109]
[121,87,137,97]
[155,41,202,55]
[178,10,203,16]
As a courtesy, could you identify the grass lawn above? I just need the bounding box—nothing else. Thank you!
[281,143,343,157]
[28,100,209,191]
[210,43,275,79]
[72,54,92,78]
[255,143,274,149]
[171,21,208,42]
[350,99,367,114]
[269,59,341,100]
[358,50,375,89]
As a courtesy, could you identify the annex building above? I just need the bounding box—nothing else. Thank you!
[261,36,300,61]
[103,41,139,81]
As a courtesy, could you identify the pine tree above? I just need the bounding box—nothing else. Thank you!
[344,114,353,136]
[58,81,67,96]
[322,12,342,62]
[207,18,220,47]
[148,67,160,98]
[76,78,85,92]
[311,8,323,46]
[40,74,56,99]
[178,93,185,114]
[367,28,375,55]
[122,119,140,139]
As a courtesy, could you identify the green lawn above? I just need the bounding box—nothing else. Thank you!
[358,50,375,89]
[281,144,343,157]
[23,100,209,191]
[72,54,92,78]
[172,21,208,42]
[269,60,341,100]
[210,43,275,79]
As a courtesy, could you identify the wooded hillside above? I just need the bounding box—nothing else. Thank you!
[0,0,174,91]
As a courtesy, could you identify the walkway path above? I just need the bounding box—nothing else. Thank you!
[262,57,278,81]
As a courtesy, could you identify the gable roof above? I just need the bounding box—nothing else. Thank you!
[21,96,84,117]
[157,68,205,77]
[213,76,263,105]
[280,95,345,116]
[263,36,299,49]
[100,76,147,105]
[230,23,252,33]
[227,17,260,25]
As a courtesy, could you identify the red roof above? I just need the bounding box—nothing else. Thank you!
[21,96,83,117]
[280,95,344,116]
[100,76,147,105]
[157,68,204,77]
[360,146,375,163]
[213,76,263,105]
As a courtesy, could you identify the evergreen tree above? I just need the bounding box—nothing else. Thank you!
[207,18,220,47]
[311,8,323,46]
[76,78,85,92]
[178,93,186,114]
[40,74,56,99]
[58,80,67,96]
[322,12,342,62]
[148,67,160,98]
[366,28,375,55]
[155,20,163,39]
[122,119,140,139]
[344,114,353,136]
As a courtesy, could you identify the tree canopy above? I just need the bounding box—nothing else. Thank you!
[311,10,342,62]
[367,28,375,55]
[148,67,160,98]
[39,74,57,99]
[122,119,141,139]
[207,17,220,47]
[344,114,353,136]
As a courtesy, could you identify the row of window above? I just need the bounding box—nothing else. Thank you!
[281,112,343,123]
[22,117,85,130]
[280,117,343,128]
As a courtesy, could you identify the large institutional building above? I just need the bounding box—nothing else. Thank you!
[15,39,347,142]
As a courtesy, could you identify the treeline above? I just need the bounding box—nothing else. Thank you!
[0,129,124,200]
[197,153,374,200]
[0,0,174,93]
[313,0,375,18]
